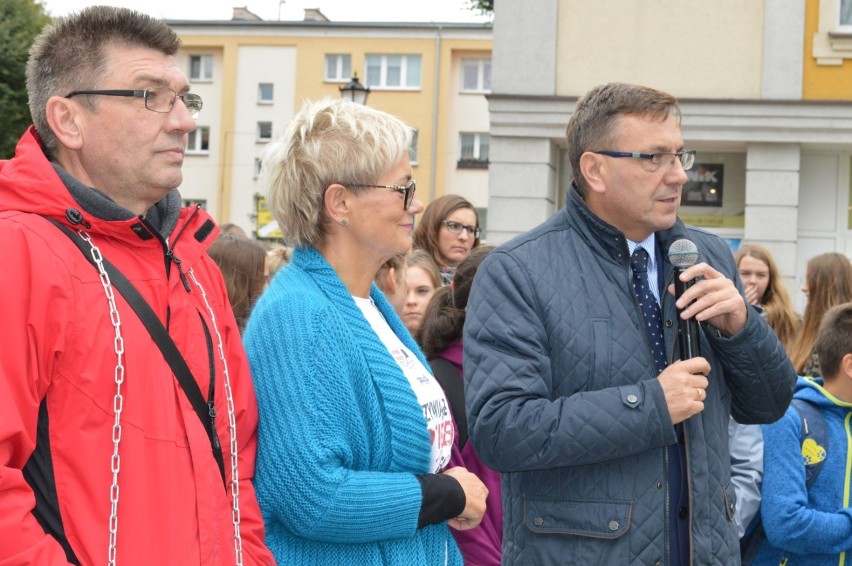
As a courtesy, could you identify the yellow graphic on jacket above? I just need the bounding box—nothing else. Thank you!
[801,437,826,465]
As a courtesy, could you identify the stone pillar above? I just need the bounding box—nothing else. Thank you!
[743,143,801,294]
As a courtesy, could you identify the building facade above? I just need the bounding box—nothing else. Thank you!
[488,0,852,311]
[167,10,492,239]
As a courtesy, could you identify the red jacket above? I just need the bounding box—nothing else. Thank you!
[0,128,274,565]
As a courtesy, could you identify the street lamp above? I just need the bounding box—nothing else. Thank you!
[339,73,370,105]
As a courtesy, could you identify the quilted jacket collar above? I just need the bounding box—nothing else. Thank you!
[567,184,697,271]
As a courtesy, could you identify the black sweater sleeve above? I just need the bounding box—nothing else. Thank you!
[416,473,466,527]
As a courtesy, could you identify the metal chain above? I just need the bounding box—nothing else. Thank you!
[78,231,126,566]
[79,233,242,566]
[187,267,243,566]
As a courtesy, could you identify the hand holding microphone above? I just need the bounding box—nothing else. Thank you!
[661,239,747,422]
[666,239,748,340]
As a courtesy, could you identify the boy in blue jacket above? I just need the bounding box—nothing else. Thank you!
[756,302,852,565]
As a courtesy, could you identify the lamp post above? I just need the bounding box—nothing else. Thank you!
[339,73,370,105]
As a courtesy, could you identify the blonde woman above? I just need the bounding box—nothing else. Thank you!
[244,99,487,565]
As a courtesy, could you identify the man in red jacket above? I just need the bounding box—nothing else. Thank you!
[0,7,274,565]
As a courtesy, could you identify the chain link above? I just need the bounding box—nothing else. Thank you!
[80,233,242,566]
[78,231,125,566]
[188,268,243,566]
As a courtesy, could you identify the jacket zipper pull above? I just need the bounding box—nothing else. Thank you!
[208,401,220,449]
[167,249,191,292]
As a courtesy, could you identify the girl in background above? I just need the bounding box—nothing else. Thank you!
[790,252,852,376]
[735,243,799,353]
[418,246,502,566]
[208,232,268,333]
[401,250,441,336]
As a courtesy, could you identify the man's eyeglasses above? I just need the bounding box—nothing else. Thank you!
[592,150,696,172]
[442,220,480,239]
[348,180,417,209]
[65,87,204,119]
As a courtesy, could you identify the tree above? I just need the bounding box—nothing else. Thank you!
[0,0,52,159]
[467,0,493,15]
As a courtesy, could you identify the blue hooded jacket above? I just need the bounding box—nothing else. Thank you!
[755,376,852,565]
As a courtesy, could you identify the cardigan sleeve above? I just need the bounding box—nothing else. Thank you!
[244,291,425,544]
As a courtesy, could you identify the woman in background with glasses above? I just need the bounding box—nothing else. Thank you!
[413,194,481,285]
[243,98,487,566]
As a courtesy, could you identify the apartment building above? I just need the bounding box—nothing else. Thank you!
[167,9,492,239]
[488,0,852,309]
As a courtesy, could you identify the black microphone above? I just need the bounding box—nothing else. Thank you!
[668,239,701,359]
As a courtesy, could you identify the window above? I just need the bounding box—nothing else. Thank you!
[409,129,419,165]
[814,0,852,63]
[254,157,263,180]
[458,133,490,168]
[258,83,274,103]
[475,207,488,242]
[325,54,352,81]
[189,55,213,81]
[365,55,421,89]
[257,122,272,142]
[186,126,210,154]
[842,0,852,27]
[461,59,491,92]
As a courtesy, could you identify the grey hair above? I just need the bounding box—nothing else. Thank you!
[26,6,181,157]
[566,82,681,196]
[260,98,413,247]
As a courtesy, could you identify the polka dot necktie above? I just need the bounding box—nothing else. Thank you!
[631,247,668,375]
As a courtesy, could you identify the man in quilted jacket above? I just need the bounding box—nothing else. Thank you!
[464,82,796,565]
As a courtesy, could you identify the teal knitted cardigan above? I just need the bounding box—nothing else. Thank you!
[244,246,463,565]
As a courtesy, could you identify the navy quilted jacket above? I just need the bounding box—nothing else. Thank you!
[463,190,796,565]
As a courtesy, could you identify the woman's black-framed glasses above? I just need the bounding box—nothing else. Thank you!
[65,87,204,119]
[441,220,480,239]
[348,180,417,209]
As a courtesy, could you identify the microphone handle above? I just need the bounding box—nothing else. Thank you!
[674,269,701,359]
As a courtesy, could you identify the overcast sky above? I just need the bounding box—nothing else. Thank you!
[42,0,492,23]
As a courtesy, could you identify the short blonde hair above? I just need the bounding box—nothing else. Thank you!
[260,98,413,247]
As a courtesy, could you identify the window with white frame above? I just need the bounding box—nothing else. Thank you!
[258,83,274,103]
[409,129,419,165]
[458,132,490,168]
[257,122,272,142]
[365,54,421,89]
[840,0,852,28]
[186,126,210,154]
[814,0,852,63]
[189,55,213,81]
[325,54,352,82]
[254,157,263,179]
[461,58,491,93]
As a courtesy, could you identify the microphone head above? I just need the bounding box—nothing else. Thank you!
[668,239,699,268]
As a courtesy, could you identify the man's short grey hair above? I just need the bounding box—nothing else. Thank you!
[26,6,181,157]
[261,98,413,247]
[566,82,681,196]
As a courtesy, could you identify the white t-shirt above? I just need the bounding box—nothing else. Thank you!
[354,296,454,473]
